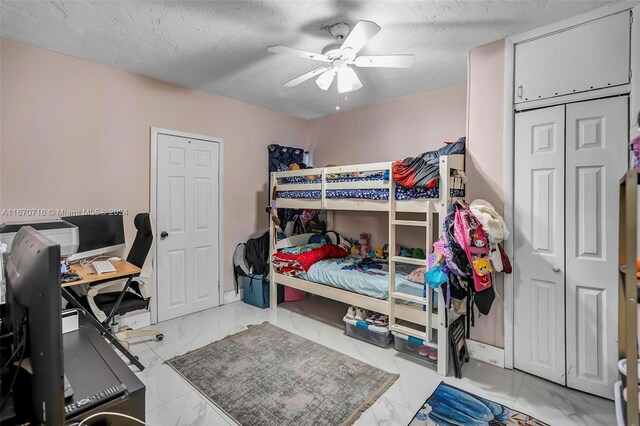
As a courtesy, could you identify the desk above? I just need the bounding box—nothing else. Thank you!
[62,260,145,371]
[64,312,145,425]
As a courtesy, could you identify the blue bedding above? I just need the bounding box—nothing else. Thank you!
[299,256,425,300]
[276,187,465,200]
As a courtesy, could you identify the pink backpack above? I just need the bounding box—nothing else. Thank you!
[453,202,493,292]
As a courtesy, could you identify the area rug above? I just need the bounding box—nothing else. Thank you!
[167,322,398,426]
[409,382,548,426]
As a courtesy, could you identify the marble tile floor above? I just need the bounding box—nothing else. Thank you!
[119,296,615,426]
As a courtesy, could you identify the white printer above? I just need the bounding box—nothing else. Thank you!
[0,220,79,257]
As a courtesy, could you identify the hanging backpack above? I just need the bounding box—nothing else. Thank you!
[245,231,270,276]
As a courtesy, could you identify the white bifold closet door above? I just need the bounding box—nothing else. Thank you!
[565,97,627,397]
[514,97,628,398]
[514,105,566,385]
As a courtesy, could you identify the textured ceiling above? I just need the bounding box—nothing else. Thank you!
[0,1,614,119]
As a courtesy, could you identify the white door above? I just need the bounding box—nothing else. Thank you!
[565,97,628,398]
[514,105,566,384]
[156,132,221,322]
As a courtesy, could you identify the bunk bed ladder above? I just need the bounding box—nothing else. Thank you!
[387,177,433,343]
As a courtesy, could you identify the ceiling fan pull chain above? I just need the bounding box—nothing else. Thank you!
[335,89,341,111]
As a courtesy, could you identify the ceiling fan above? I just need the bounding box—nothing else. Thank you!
[268,20,415,94]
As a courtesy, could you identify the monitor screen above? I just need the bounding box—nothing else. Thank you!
[61,214,125,260]
[3,226,64,424]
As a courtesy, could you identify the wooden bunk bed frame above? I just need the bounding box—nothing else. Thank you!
[268,154,465,376]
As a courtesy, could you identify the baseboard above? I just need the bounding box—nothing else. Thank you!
[118,310,151,329]
[224,289,243,304]
[466,339,505,368]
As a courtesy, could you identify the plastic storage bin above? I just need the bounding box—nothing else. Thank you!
[343,316,392,348]
[284,286,307,302]
[242,274,269,309]
[392,332,437,365]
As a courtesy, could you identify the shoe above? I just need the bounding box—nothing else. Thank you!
[366,313,377,324]
[428,348,438,361]
[418,345,429,357]
[346,306,356,319]
[374,315,388,326]
[355,308,367,322]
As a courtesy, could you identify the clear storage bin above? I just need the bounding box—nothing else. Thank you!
[392,332,437,366]
[343,316,392,348]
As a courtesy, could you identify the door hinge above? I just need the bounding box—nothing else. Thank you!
[630,10,633,25]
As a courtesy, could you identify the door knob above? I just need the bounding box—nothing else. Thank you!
[552,265,561,272]
[160,231,169,240]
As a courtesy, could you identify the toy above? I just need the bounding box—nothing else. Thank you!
[399,247,411,257]
[289,163,301,170]
[382,244,389,259]
[412,248,426,259]
[358,233,371,257]
[367,250,376,259]
[374,247,384,259]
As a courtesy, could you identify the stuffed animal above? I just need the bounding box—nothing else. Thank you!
[399,247,411,257]
[412,248,426,259]
[359,233,371,257]
[374,247,384,259]
[367,250,376,259]
[289,163,301,170]
[350,245,360,256]
[383,244,389,259]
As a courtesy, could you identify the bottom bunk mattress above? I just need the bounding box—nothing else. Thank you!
[297,256,425,301]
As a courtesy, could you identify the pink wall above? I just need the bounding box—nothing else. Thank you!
[0,38,308,293]
[466,40,506,347]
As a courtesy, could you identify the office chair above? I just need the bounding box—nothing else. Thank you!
[80,213,163,344]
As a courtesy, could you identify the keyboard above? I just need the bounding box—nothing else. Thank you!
[92,261,116,274]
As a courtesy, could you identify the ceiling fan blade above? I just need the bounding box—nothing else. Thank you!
[283,67,330,87]
[315,69,336,91]
[337,66,363,93]
[354,54,415,68]
[340,20,381,55]
[268,45,329,62]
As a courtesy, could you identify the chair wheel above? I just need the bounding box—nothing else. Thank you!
[135,355,139,360]
[156,333,164,342]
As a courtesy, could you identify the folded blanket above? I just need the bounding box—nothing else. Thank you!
[272,244,348,277]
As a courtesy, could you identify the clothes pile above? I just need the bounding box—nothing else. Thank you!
[392,137,466,188]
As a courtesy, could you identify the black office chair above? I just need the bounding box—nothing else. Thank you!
[78,213,163,343]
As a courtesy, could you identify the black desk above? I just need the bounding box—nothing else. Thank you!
[63,313,145,425]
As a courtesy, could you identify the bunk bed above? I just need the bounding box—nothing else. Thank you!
[269,154,465,376]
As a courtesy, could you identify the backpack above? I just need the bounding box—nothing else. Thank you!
[233,243,252,294]
[245,231,270,276]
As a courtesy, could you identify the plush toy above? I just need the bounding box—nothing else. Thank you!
[412,248,426,259]
[374,247,384,259]
[289,163,301,170]
[399,247,411,257]
[367,250,376,259]
[350,245,359,256]
[382,244,389,259]
[359,233,371,257]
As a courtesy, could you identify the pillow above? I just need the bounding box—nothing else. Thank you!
[405,266,427,284]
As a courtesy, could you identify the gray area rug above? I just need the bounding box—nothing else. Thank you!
[167,322,398,426]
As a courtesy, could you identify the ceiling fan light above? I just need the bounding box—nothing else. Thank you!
[316,70,335,91]
[337,66,361,93]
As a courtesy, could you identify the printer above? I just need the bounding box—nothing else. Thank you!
[0,220,79,257]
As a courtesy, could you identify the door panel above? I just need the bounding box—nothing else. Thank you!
[566,97,627,398]
[157,134,220,321]
[514,105,566,384]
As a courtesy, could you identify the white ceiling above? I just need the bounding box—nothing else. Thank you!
[0,1,614,119]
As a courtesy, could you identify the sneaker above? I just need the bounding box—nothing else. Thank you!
[374,315,388,326]
[366,313,377,324]
[345,306,356,319]
[355,308,367,322]
[418,345,429,357]
[428,348,438,361]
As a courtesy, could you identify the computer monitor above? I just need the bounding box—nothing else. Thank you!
[2,227,64,425]
[62,213,125,262]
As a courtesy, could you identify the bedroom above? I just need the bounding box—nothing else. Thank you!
[0,1,638,425]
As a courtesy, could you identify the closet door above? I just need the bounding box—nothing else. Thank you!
[565,97,628,398]
[514,105,566,384]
